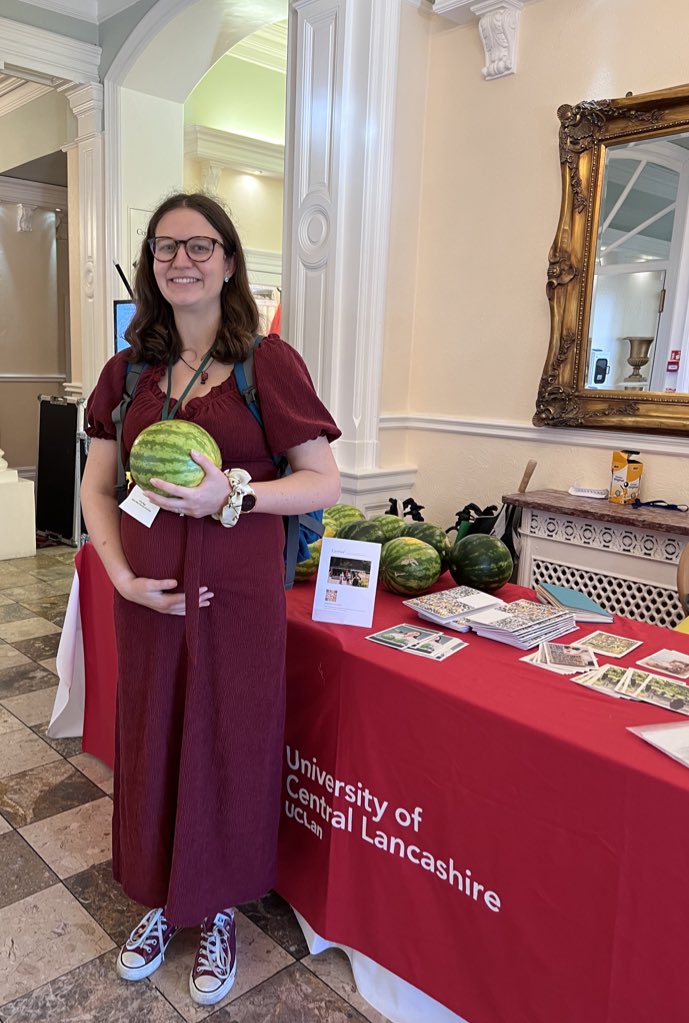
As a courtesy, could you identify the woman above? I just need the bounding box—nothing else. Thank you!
[80,193,341,1007]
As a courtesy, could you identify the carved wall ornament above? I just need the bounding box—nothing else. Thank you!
[471,0,523,81]
[536,82,689,434]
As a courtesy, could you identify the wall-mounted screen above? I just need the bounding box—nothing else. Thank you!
[114,300,136,354]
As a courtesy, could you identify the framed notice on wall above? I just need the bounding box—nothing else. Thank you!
[128,208,152,284]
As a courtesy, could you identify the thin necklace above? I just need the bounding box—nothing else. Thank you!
[178,351,213,384]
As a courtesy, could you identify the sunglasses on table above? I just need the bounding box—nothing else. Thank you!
[148,236,227,262]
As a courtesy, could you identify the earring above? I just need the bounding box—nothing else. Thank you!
[224,275,231,283]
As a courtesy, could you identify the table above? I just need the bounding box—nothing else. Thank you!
[502,488,688,628]
[51,543,689,1023]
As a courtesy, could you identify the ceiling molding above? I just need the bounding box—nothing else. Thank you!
[0,76,51,116]
[0,17,101,83]
[11,0,140,25]
[184,124,284,178]
[0,176,68,210]
[230,21,287,74]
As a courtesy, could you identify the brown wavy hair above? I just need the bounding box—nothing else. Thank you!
[124,193,259,364]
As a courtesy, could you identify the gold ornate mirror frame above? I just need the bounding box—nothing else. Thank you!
[535,83,689,433]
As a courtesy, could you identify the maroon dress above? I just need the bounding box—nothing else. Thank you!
[85,335,340,926]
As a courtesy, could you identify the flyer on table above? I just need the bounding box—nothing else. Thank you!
[312,538,381,627]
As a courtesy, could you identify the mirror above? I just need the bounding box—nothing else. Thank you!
[535,83,689,432]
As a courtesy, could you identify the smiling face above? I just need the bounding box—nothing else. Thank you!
[151,208,236,316]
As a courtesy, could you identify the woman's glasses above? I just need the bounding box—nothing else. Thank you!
[148,236,226,263]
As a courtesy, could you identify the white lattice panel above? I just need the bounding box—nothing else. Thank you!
[531,557,684,629]
[524,510,685,564]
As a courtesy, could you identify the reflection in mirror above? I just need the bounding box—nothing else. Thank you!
[535,83,689,433]
[587,135,689,394]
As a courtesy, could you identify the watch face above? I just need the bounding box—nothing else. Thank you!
[241,492,257,513]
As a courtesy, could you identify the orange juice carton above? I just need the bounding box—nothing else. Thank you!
[609,450,643,504]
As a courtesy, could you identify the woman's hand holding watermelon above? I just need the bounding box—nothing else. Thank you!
[143,449,232,519]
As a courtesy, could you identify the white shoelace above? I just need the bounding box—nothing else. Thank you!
[196,913,233,978]
[126,908,168,957]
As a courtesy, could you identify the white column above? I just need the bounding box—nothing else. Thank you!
[283,0,417,509]
[62,83,107,398]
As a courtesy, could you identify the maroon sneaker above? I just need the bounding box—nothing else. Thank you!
[189,909,237,1005]
[116,907,178,981]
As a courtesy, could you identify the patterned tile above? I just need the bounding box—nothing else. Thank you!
[0,759,104,828]
[238,890,309,959]
[148,911,295,1022]
[0,884,114,1006]
[0,724,61,779]
[25,567,78,584]
[0,565,29,588]
[69,753,114,795]
[0,618,61,643]
[303,948,393,1023]
[0,644,31,673]
[19,796,112,879]
[0,594,15,606]
[1,686,58,727]
[1,582,71,604]
[12,634,61,661]
[214,961,370,1022]
[39,658,58,676]
[0,814,11,835]
[32,722,83,759]
[0,604,35,625]
[0,831,59,909]
[0,949,184,1022]
[17,594,69,620]
[63,860,149,947]
[0,707,23,737]
[0,662,60,701]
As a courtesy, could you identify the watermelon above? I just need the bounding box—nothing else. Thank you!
[447,534,513,593]
[379,537,442,595]
[129,420,222,496]
[323,503,366,531]
[337,520,387,544]
[294,523,336,582]
[294,539,322,582]
[369,515,406,541]
[401,522,451,569]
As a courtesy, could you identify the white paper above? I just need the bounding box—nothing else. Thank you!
[628,721,689,770]
[119,485,160,527]
[312,538,381,627]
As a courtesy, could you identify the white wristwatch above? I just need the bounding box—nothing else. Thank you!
[212,468,256,528]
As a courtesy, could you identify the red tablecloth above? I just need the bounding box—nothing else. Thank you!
[75,542,689,1023]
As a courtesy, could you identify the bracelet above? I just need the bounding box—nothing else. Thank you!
[212,468,256,528]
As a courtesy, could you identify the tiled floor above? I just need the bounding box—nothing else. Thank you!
[0,546,392,1023]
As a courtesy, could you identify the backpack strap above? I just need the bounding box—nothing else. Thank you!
[112,360,146,503]
[235,336,324,589]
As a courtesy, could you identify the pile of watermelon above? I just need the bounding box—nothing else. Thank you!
[294,503,514,597]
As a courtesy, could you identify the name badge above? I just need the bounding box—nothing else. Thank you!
[120,485,160,527]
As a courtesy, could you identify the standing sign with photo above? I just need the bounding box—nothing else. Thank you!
[312,538,381,627]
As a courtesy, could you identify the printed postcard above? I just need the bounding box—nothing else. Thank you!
[572,631,643,658]
[636,649,689,680]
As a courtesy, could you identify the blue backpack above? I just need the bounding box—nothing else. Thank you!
[112,336,324,590]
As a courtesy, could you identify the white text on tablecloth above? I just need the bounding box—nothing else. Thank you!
[284,745,502,913]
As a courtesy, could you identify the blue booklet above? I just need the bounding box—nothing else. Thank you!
[535,582,614,623]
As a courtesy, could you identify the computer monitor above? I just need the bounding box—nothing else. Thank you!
[114,299,136,354]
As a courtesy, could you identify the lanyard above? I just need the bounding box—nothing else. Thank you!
[161,347,215,421]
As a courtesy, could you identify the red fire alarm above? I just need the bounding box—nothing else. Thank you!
[667,359,680,372]
[670,349,682,361]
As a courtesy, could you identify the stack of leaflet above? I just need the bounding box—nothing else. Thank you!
[467,599,577,650]
[403,585,506,632]
[535,582,613,624]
